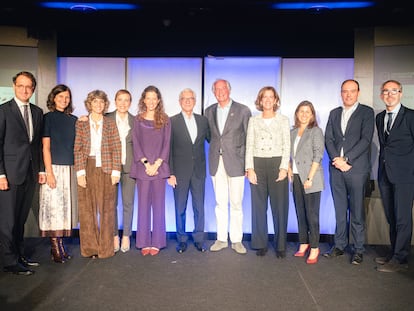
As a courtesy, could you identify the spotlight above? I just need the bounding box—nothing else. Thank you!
[272,2,375,10]
[39,2,139,11]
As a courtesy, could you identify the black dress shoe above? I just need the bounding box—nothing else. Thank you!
[323,247,344,258]
[374,255,392,265]
[256,248,268,256]
[19,256,40,267]
[3,263,35,276]
[376,259,408,273]
[194,242,207,252]
[276,250,286,258]
[351,253,363,265]
[176,242,187,253]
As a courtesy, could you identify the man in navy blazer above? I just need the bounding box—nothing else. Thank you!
[375,80,414,273]
[0,71,45,275]
[168,88,210,253]
[204,79,251,254]
[324,79,374,265]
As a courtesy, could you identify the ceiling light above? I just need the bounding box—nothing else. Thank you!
[39,2,139,10]
[272,2,375,10]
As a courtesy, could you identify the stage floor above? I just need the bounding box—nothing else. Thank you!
[1,238,413,311]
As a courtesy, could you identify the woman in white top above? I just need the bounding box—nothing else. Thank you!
[245,86,290,257]
[288,100,324,264]
[107,90,136,253]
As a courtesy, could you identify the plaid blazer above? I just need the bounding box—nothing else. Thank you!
[74,116,121,175]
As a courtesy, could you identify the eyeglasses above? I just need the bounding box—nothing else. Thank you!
[15,84,34,91]
[381,89,401,95]
[180,97,195,101]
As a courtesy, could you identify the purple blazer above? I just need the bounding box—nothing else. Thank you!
[130,117,171,180]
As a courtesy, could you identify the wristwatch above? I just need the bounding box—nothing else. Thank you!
[343,156,349,163]
[142,159,148,164]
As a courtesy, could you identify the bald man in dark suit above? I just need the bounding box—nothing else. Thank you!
[324,79,374,265]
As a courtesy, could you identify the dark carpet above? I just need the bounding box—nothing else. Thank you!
[1,238,413,311]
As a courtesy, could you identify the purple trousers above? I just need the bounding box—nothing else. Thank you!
[135,178,167,249]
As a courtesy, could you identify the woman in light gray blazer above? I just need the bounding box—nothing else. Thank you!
[288,100,324,264]
[246,86,290,258]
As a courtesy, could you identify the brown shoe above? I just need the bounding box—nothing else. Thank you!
[50,238,65,263]
[58,238,72,259]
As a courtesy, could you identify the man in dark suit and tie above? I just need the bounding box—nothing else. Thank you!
[324,79,374,265]
[168,88,210,253]
[375,80,414,273]
[0,71,45,275]
[204,79,251,254]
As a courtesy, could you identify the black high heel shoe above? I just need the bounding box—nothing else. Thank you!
[276,250,286,258]
[256,248,268,256]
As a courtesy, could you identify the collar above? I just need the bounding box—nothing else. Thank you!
[14,97,29,106]
[342,101,359,113]
[181,111,194,119]
[217,99,233,110]
[386,103,401,115]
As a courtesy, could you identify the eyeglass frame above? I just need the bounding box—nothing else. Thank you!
[381,89,401,95]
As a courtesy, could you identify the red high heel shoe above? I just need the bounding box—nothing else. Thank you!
[150,247,159,256]
[141,247,151,256]
[294,244,310,257]
[306,248,320,264]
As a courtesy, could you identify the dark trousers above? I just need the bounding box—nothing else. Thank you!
[78,158,116,259]
[292,174,321,248]
[250,157,289,251]
[0,167,35,267]
[329,167,367,253]
[378,167,414,264]
[113,169,136,237]
[173,173,205,243]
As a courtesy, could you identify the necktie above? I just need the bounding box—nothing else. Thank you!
[386,112,393,134]
[23,105,30,139]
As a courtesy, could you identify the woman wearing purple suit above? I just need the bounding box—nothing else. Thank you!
[130,86,171,256]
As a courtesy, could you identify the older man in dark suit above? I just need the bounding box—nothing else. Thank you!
[324,79,374,265]
[375,80,414,273]
[168,88,210,253]
[204,79,251,254]
[0,71,45,275]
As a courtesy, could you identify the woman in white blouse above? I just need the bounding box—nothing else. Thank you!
[246,86,290,257]
[106,90,136,253]
[288,100,324,264]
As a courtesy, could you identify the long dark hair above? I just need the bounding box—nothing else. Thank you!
[293,100,318,129]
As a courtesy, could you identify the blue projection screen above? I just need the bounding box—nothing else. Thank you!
[57,56,353,236]
[203,57,282,234]
[281,58,354,235]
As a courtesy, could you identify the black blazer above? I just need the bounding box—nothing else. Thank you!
[376,105,414,184]
[0,99,43,184]
[169,112,210,180]
[325,103,374,173]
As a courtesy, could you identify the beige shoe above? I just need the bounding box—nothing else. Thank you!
[121,236,130,253]
[231,242,247,254]
[114,236,120,253]
[210,240,228,252]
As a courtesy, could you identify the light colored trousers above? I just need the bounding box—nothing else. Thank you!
[211,156,245,243]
